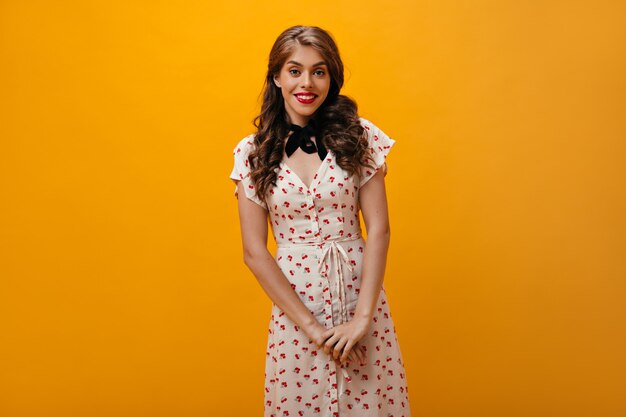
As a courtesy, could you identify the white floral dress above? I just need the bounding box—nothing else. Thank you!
[229,117,411,417]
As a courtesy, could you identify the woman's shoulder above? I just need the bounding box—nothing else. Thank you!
[357,116,377,128]
[357,116,391,139]
[357,116,385,135]
[231,133,258,158]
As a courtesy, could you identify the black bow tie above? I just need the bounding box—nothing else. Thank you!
[285,118,328,160]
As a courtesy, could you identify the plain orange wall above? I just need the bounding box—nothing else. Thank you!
[1,1,625,416]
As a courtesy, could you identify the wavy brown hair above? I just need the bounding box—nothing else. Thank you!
[247,25,376,206]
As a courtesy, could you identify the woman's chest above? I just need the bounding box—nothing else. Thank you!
[267,152,360,220]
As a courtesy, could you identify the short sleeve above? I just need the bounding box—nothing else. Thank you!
[229,135,268,209]
[358,117,396,187]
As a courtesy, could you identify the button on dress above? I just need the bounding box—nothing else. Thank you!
[229,117,411,417]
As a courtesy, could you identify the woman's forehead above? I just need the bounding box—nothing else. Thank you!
[284,46,326,67]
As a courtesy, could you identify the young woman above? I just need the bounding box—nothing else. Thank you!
[229,25,411,417]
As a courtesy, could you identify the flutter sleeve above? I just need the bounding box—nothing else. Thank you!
[229,135,268,209]
[358,117,396,187]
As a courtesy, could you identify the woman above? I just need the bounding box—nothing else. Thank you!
[229,25,411,417]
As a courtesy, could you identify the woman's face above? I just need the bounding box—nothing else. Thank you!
[273,45,331,127]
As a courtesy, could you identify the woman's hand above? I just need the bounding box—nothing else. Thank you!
[307,322,334,348]
[307,321,367,366]
[321,316,371,365]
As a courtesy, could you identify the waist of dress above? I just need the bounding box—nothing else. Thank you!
[276,233,362,248]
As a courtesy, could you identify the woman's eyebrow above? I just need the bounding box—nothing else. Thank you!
[287,60,327,67]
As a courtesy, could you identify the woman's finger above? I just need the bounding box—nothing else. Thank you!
[356,345,366,364]
[323,332,342,354]
[340,339,357,363]
[333,337,349,360]
[322,328,335,341]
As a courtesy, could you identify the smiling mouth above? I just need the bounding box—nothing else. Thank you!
[295,94,318,103]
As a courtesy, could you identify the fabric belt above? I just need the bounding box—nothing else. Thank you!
[277,234,362,383]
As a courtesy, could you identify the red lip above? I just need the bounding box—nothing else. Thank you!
[294,93,318,97]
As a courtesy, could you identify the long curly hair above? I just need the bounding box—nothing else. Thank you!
[247,25,375,205]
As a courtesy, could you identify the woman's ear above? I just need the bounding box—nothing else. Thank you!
[273,75,281,88]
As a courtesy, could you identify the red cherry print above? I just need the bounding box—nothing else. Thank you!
[234,124,410,416]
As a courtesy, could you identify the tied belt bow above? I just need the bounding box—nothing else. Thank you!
[316,236,360,383]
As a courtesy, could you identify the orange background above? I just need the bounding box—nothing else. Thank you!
[1,1,625,416]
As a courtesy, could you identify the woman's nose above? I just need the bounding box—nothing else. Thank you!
[301,72,313,87]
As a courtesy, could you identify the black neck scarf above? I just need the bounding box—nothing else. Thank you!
[285,118,328,161]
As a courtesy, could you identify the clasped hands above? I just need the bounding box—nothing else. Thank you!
[308,316,370,367]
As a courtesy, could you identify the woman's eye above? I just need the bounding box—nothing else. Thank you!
[289,69,300,75]
[315,70,325,76]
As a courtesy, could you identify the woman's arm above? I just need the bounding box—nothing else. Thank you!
[354,165,391,320]
[233,180,328,345]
